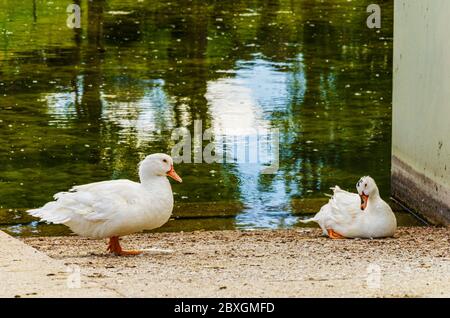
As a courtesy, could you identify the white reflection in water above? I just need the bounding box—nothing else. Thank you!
[101,85,175,145]
[45,78,175,145]
[206,58,305,229]
[45,92,78,127]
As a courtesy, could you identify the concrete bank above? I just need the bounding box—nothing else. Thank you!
[18,227,450,298]
[0,230,119,297]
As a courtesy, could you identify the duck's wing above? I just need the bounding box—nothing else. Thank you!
[27,180,142,224]
[327,186,361,225]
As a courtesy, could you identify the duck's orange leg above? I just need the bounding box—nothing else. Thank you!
[107,236,142,256]
[327,229,347,239]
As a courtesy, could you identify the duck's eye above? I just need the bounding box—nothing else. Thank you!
[162,159,168,163]
[364,183,367,188]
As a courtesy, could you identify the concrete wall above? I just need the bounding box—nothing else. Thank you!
[392,0,450,224]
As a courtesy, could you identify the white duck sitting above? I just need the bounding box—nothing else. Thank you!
[28,153,182,256]
[301,176,397,239]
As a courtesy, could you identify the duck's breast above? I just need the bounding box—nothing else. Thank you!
[99,184,174,237]
[341,201,397,238]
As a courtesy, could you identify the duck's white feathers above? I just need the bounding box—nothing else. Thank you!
[325,186,361,225]
[301,186,359,235]
[301,185,396,238]
[28,178,174,239]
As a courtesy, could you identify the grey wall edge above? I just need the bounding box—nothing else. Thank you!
[392,156,450,225]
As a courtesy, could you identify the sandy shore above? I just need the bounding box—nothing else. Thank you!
[23,227,450,297]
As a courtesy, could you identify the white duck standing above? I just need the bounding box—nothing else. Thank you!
[301,176,397,239]
[28,153,182,256]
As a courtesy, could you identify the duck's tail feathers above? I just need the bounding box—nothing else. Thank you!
[299,217,317,224]
[27,202,72,224]
[330,185,343,193]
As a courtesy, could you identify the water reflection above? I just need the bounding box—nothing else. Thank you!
[206,57,299,228]
[0,0,421,235]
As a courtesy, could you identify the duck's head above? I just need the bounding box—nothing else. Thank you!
[139,153,182,183]
[356,176,379,211]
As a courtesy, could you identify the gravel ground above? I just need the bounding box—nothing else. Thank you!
[23,227,450,297]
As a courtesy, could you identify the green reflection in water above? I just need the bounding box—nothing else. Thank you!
[0,0,423,236]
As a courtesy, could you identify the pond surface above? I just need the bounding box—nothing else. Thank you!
[0,0,423,236]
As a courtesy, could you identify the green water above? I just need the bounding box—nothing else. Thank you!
[0,0,423,236]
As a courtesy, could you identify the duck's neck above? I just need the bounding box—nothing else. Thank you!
[366,189,381,210]
[140,175,171,190]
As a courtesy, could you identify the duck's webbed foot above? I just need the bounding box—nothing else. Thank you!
[327,229,347,239]
[107,236,143,256]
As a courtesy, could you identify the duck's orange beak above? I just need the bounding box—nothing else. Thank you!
[167,165,182,183]
[360,194,369,210]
